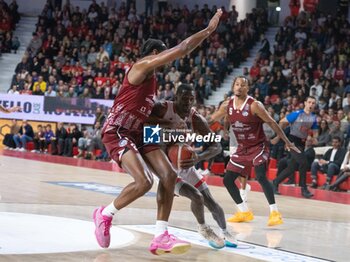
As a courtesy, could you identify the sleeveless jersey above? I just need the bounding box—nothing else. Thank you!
[227,96,267,148]
[162,101,196,129]
[102,65,156,134]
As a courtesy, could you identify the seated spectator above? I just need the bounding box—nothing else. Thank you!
[45,85,57,96]
[310,137,346,189]
[88,122,103,159]
[328,120,344,145]
[32,83,44,96]
[8,84,20,95]
[13,120,34,151]
[44,124,55,153]
[51,122,67,155]
[2,119,20,149]
[63,123,82,157]
[32,125,45,153]
[33,75,47,93]
[317,120,331,146]
[75,127,90,159]
[329,145,350,191]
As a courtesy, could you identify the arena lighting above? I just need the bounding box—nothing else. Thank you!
[276,6,281,12]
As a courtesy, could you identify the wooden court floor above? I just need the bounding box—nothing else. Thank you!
[0,151,349,262]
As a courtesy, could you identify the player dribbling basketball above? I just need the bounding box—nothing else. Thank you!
[149,84,237,248]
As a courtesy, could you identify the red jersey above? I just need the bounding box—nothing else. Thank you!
[227,96,267,148]
[103,66,156,134]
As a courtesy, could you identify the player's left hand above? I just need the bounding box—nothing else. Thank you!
[286,143,301,154]
[10,106,22,112]
[179,153,199,169]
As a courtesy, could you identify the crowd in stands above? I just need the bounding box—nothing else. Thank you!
[0,0,20,55]
[8,0,268,104]
[3,108,106,160]
[3,1,350,192]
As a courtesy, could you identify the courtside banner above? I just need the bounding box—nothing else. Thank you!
[0,94,113,124]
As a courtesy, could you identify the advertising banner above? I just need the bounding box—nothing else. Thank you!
[0,94,113,124]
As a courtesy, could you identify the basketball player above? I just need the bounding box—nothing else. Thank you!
[148,84,237,249]
[93,9,223,255]
[272,96,318,198]
[0,105,21,113]
[222,76,300,226]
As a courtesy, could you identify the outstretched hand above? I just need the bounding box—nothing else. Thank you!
[207,9,223,33]
[10,106,22,113]
[285,143,301,154]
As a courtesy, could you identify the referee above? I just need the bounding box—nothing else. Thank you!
[272,96,318,198]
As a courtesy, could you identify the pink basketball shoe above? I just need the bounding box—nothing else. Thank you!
[93,206,112,248]
[149,231,191,255]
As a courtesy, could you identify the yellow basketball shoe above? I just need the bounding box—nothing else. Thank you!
[268,211,283,226]
[227,211,254,223]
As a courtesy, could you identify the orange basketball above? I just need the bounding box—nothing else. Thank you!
[167,144,194,169]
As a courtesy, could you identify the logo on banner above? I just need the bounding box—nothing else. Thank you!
[143,125,221,144]
[143,125,161,144]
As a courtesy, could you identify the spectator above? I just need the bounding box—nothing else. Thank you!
[2,119,20,149]
[317,120,331,146]
[33,76,47,93]
[310,137,346,189]
[51,122,67,155]
[94,107,106,126]
[63,123,82,157]
[45,85,57,96]
[75,128,91,159]
[32,125,45,153]
[13,120,34,151]
[44,124,55,153]
[329,145,350,191]
[329,121,344,145]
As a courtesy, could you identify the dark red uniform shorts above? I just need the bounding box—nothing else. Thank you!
[102,127,159,167]
[226,142,269,177]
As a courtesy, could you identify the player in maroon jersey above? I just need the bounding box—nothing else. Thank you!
[93,9,223,255]
[222,76,300,226]
[0,105,21,114]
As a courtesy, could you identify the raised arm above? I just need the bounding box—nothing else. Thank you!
[252,101,300,153]
[129,9,223,85]
[0,105,21,113]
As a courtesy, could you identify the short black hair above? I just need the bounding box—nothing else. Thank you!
[306,96,316,101]
[233,76,249,85]
[332,136,341,142]
[140,39,167,57]
[176,84,194,96]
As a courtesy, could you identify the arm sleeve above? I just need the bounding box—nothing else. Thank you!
[286,111,300,124]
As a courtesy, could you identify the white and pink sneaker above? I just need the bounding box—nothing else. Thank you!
[93,206,112,248]
[149,231,191,255]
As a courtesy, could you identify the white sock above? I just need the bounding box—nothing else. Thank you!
[198,223,208,230]
[269,204,278,212]
[221,228,228,235]
[237,202,249,212]
[155,220,168,237]
[102,202,118,217]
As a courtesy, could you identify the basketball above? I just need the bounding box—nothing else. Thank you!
[167,144,194,169]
